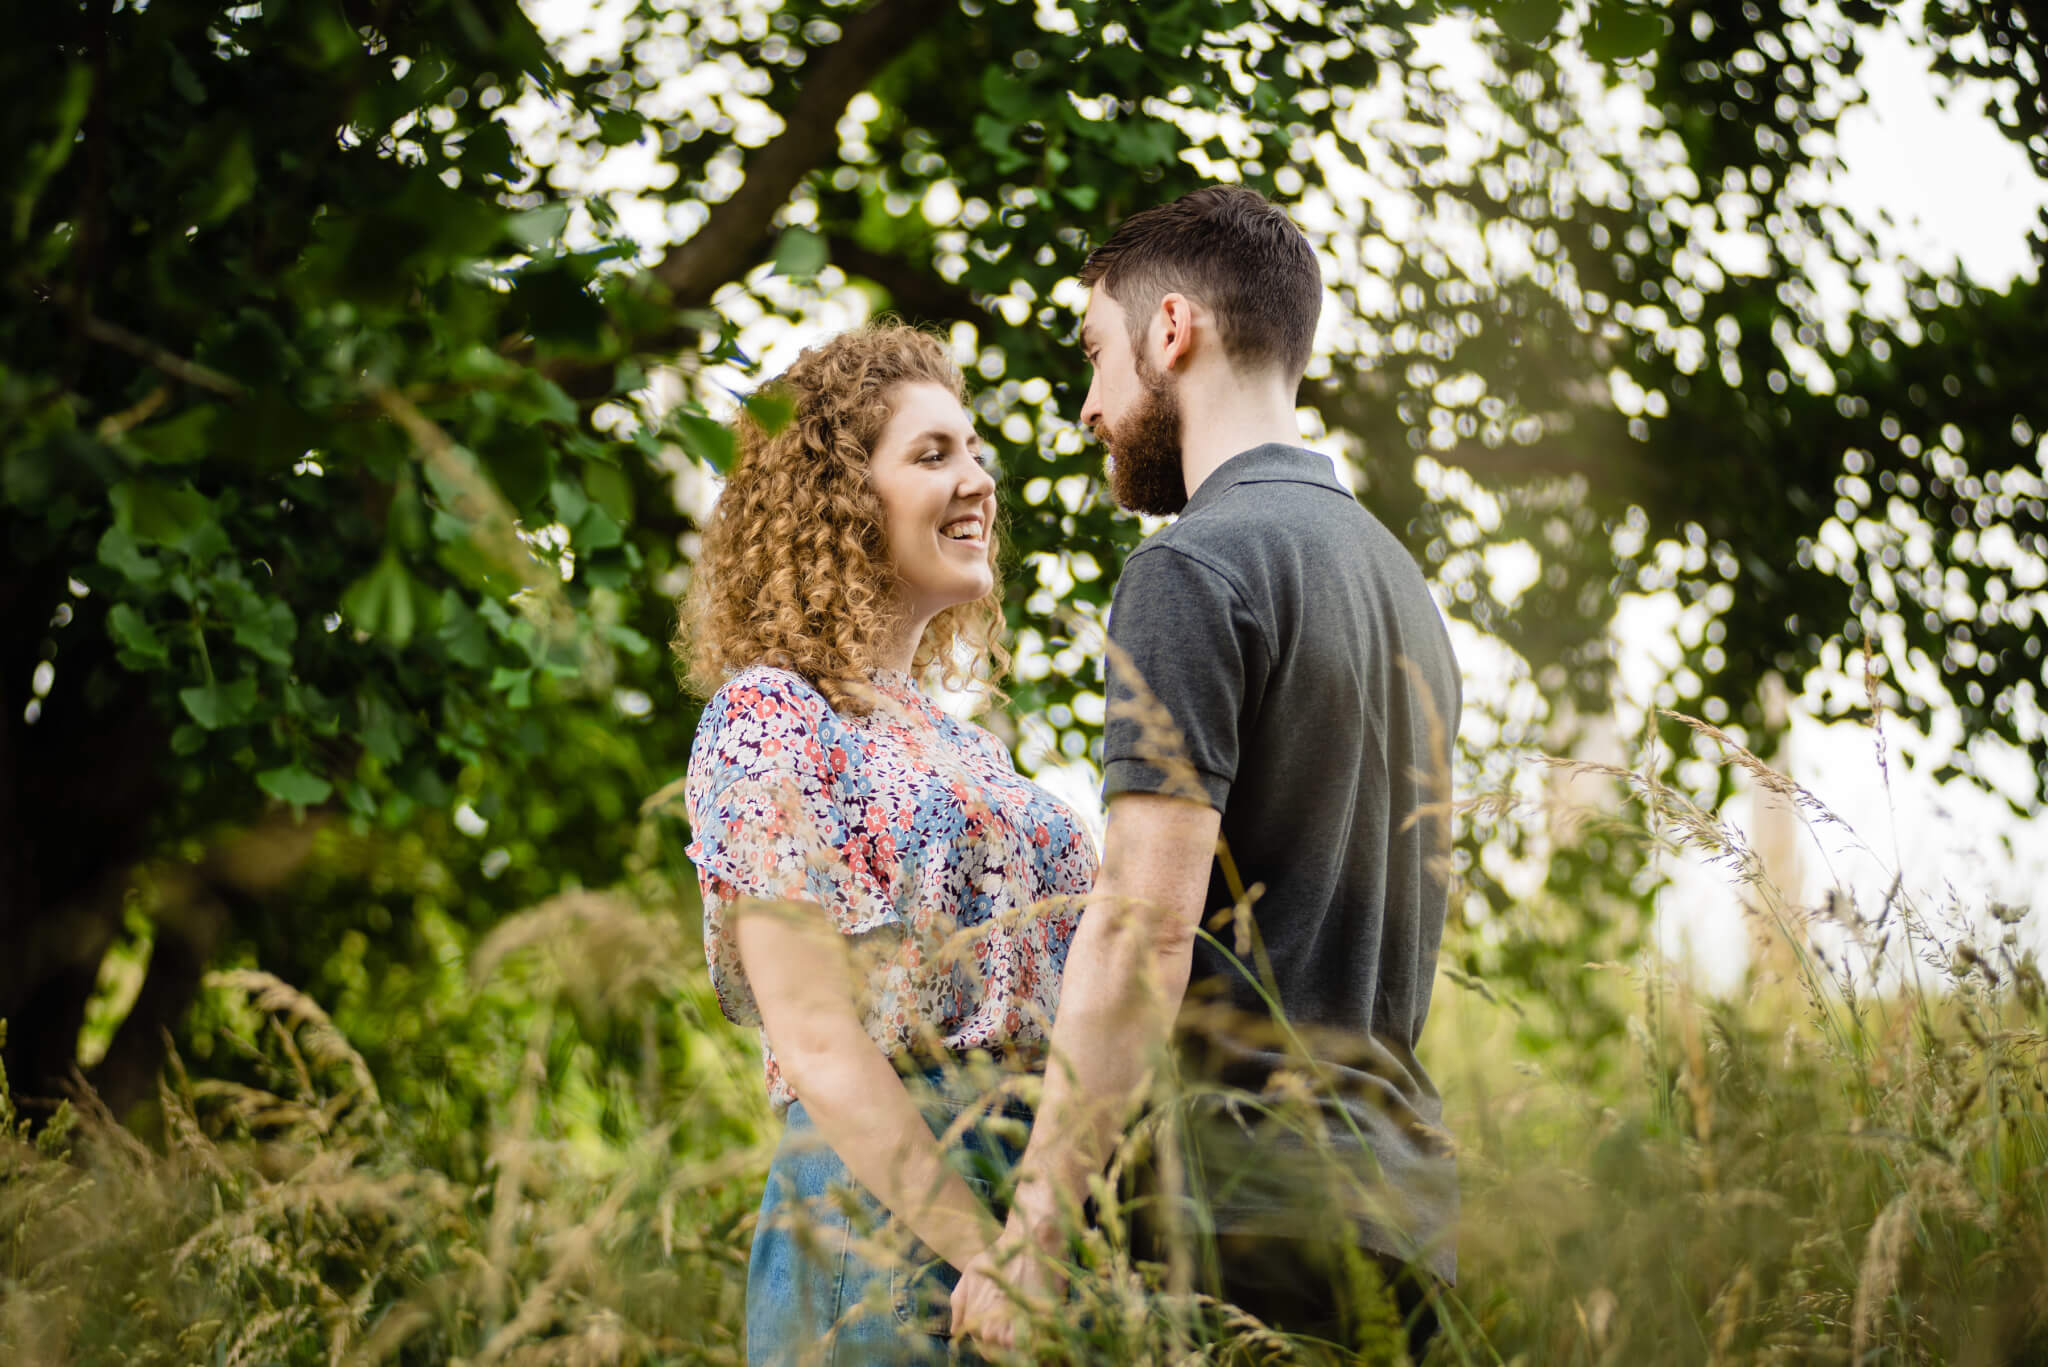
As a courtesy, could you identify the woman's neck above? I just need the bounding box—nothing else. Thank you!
[877,608,928,677]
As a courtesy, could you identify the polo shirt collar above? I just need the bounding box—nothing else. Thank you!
[1179,444,1345,517]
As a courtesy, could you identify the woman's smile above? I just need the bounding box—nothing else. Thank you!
[939,514,986,546]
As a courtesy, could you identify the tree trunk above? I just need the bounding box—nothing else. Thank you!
[0,562,165,1118]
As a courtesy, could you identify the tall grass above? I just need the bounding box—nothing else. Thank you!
[3,717,2043,1364]
[1447,715,2048,1365]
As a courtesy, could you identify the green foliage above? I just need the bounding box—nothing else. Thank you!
[7,0,2043,1108]
[1,0,706,1102]
[3,7,2045,1360]
[0,917,766,1366]
[7,739,2048,1363]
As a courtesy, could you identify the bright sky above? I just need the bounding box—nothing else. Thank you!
[1639,8,2048,988]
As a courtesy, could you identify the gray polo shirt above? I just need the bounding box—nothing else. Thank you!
[1102,443,1461,1283]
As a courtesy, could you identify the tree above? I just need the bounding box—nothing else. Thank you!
[0,0,1431,1113]
[4,0,2042,1113]
[2,0,695,1111]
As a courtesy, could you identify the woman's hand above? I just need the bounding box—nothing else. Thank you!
[950,1179,1067,1350]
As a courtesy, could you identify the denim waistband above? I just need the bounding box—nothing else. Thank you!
[890,1056,1040,1121]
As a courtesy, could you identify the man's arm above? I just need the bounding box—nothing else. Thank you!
[1012,790,1220,1210]
[951,790,1220,1344]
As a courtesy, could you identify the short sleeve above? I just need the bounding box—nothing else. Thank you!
[1102,545,1269,812]
[685,673,903,1024]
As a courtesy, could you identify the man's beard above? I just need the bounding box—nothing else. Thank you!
[1101,359,1188,517]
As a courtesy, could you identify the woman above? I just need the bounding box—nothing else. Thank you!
[679,323,1095,1365]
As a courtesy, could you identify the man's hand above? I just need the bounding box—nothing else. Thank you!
[949,1206,1065,1352]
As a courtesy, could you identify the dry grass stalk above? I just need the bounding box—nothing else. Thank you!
[205,969,382,1120]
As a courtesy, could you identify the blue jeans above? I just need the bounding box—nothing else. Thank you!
[745,1066,1030,1366]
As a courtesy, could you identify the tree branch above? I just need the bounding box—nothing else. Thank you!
[823,234,996,331]
[650,0,950,309]
[80,314,247,397]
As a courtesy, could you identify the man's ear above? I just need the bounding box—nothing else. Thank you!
[1155,293,1198,371]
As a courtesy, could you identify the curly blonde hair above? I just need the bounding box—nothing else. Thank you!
[679,323,1009,715]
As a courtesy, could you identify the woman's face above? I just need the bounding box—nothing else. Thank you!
[868,380,997,624]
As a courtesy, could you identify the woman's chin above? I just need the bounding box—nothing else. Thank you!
[943,575,994,610]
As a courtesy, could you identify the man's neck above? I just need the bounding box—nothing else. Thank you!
[1175,372,1304,504]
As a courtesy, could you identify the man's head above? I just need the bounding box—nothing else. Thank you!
[1077,186,1321,514]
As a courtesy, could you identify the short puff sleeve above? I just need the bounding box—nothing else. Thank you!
[684,671,903,1026]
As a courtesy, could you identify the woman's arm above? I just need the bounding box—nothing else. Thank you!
[736,901,1001,1272]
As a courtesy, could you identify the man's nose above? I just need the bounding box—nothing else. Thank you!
[1078,378,1103,432]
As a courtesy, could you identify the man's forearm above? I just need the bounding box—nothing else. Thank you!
[1010,893,1196,1224]
[1004,791,1219,1239]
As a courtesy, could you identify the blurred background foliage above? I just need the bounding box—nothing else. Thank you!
[2,0,2046,1357]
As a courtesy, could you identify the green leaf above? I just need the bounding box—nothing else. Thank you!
[674,412,735,473]
[979,66,1037,120]
[12,65,93,244]
[582,461,634,526]
[479,424,554,512]
[284,680,342,737]
[1061,185,1099,212]
[771,227,828,279]
[1495,0,1566,44]
[549,478,590,529]
[490,665,535,707]
[342,552,435,647]
[1111,119,1178,167]
[974,113,1016,160]
[596,109,644,146]
[574,503,622,552]
[184,518,232,563]
[599,622,652,654]
[96,524,162,584]
[439,591,493,669]
[257,764,333,807]
[168,49,207,104]
[510,371,579,428]
[178,675,259,729]
[189,129,256,226]
[109,480,213,548]
[1583,4,1670,60]
[580,554,632,590]
[742,391,796,437]
[359,692,407,765]
[229,596,297,666]
[463,120,517,181]
[106,603,168,665]
[505,201,571,250]
[515,267,606,352]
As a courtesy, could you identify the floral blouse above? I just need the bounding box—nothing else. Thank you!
[684,665,1096,1111]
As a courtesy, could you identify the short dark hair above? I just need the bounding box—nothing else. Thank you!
[1079,186,1321,380]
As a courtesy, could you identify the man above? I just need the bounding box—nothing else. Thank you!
[951,186,1462,1358]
